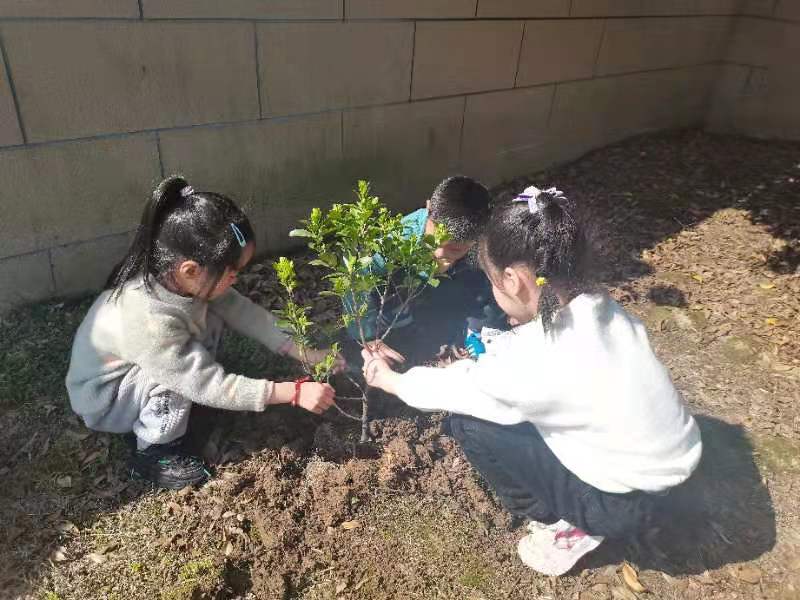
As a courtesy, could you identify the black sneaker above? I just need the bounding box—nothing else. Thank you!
[129,441,210,490]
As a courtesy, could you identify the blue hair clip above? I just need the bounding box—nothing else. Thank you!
[230,223,247,247]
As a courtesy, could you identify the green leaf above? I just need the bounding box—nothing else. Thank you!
[289,229,312,238]
[427,277,440,288]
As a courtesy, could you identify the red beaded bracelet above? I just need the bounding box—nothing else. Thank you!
[291,376,311,407]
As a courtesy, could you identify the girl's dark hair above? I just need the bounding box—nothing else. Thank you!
[479,189,587,333]
[106,175,254,299]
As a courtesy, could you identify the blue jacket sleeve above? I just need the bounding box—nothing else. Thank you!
[342,208,429,341]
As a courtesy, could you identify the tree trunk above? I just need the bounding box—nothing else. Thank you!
[360,392,369,443]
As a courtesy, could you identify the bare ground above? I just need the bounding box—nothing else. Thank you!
[1,130,799,600]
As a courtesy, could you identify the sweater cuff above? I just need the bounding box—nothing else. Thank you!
[260,380,275,410]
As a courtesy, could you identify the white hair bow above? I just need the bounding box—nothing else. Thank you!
[513,186,566,213]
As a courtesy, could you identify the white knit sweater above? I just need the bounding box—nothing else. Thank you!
[66,278,291,425]
[395,293,702,494]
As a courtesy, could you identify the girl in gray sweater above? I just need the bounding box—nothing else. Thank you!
[67,176,343,489]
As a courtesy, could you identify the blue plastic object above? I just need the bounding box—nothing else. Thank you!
[464,329,486,358]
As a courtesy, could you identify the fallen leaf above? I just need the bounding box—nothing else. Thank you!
[354,576,374,591]
[224,541,234,557]
[57,521,80,535]
[80,449,106,467]
[691,274,704,283]
[99,542,119,555]
[51,546,68,562]
[56,475,72,489]
[731,565,762,584]
[87,552,107,565]
[697,570,716,585]
[341,520,361,530]
[709,521,733,544]
[661,572,678,585]
[64,429,92,442]
[766,318,779,326]
[335,581,348,594]
[622,563,647,593]
[759,283,776,290]
[159,532,181,548]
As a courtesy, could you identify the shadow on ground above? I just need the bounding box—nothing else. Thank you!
[585,415,776,575]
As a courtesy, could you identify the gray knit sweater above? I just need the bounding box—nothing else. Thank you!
[66,277,291,425]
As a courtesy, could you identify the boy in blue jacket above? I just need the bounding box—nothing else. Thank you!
[342,176,505,365]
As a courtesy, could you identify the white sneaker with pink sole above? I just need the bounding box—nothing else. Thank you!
[517,519,604,576]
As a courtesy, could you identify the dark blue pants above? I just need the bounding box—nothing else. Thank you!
[447,414,660,539]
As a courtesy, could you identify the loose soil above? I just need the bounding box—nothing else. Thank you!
[1,130,798,600]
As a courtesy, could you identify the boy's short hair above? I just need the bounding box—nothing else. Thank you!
[428,176,491,242]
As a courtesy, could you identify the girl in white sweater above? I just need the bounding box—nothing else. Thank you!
[362,186,702,576]
[67,176,343,490]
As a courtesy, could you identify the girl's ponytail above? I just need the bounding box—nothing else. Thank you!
[107,176,188,299]
[480,186,587,333]
[106,175,254,300]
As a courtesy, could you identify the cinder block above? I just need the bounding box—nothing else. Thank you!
[571,0,738,16]
[696,0,740,14]
[550,67,717,150]
[0,251,53,313]
[0,56,22,147]
[517,19,604,87]
[342,98,464,211]
[727,17,784,66]
[477,0,569,17]
[52,232,135,297]
[2,22,259,143]
[705,63,753,133]
[346,0,476,18]
[595,17,731,76]
[0,134,160,257]
[738,0,775,16]
[412,21,524,99]
[461,86,554,186]
[142,0,341,19]
[750,67,800,139]
[711,24,800,140]
[158,113,344,253]
[258,22,413,116]
[0,0,138,18]
[775,1,800,20]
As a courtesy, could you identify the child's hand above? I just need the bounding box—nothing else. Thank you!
[297,382,336,414]
[364,340,405,365]
[361,349,400,395]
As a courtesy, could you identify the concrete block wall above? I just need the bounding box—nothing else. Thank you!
[708,1,800,140]
[0,0,775,311]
